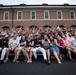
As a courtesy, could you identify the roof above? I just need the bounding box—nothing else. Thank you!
[0,4,76,9]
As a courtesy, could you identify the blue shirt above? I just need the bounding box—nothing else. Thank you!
[71,38,76,47]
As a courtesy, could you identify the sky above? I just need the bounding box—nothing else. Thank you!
[0,0,76,5]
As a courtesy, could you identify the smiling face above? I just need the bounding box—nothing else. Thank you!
[57,35,61,40]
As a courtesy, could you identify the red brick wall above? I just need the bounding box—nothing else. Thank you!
[0,8,76,29]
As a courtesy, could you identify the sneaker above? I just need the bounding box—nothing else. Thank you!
[16,59,19,63]
[44,60,49,65]
[13,58,17,62]
[4,58,9,63]
[47,60,51,65]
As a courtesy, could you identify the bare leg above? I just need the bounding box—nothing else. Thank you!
[29,49,32,63]
[53,51,62,64]
[46,49,50,61]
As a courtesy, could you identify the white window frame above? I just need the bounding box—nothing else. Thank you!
[3,11,9,20]
[44,10,50,20]
[57,10,63,19]
[30,10,36,20]
[17,11,23,20]
[70,10,75,19]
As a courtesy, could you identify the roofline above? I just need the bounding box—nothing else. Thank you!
[0,4,76,9]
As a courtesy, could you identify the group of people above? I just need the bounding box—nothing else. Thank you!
[0,26,76,65]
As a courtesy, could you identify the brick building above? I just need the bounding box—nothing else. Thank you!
[0,3,76,29]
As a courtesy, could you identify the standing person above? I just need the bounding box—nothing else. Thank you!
[50,36,62,64]
[4,34,20,63]
[0,34,9,64]
[32,33,49,65]
[42,34,51,64]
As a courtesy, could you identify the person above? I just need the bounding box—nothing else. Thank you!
[62,35,74,61]
[16,35,27,62]
[42,34,51,64]
[56,35,68,60]
[32,33,49,65]
[4,34,20,63]
[71,34,76,52]
[0,34,9,64]
[50,36,62,64]
[24,35,34,63]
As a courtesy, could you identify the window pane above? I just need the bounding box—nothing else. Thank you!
[58,12,61,19]
[45,12,48,19]
[32,12,35,19]
[5,12,8,20]
[70,12,74,19]
[18,12,22,19]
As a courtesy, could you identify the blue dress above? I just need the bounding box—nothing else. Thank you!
[50,42,59,52]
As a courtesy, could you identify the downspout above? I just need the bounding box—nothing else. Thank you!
[11,6,14,28]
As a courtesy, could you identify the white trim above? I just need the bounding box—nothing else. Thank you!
[3,11,9,20]
[70,10,75,19]
[0,19,76,22]
[30,10,36,20]
[44,10,50,20]
[57,10,63,20]
[17,11,23,20]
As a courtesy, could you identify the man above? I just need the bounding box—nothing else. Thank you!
[32,33,49,64]
[4,34,20,63]
[0,34,9,64]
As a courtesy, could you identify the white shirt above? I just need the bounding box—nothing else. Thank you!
[17,36,21,42]
[9,38,19,49]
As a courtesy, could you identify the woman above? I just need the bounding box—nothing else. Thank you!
[24,35,34,63]
[62,35,74,61]
[16,35,27,62]
[50,36,62,64]
[56,35,68,60]
[42,34,51,64]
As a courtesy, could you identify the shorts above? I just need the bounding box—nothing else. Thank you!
[50,46,59,52]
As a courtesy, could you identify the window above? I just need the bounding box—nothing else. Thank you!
[57,10,63,19]
[44,10,49,19]
[70,11,75,19]
[31,11,36,19]
[4,11,9,20]
[17,11,22,20]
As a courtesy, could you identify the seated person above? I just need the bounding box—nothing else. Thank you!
[16,35,27,62]
[24,35,33,63]
[71,34,76,52]
[4,34,21,63]
[56,35,68,60]
[42,34,51,64]
[62,35,74,61]
[50,36,62,64]
[0,34,9,64]
[32,33,50,65]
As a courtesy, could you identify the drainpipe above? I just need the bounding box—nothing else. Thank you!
[11,6,14,28]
